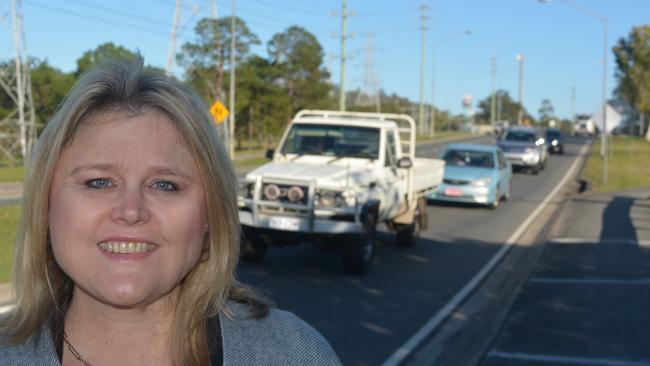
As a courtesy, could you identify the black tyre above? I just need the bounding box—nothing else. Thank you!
[395,223,416,247]
[240,234,268,262]
[342,214,376,274]
[531,164,540,175]
[489,188,500,209]
[502,183,511,201]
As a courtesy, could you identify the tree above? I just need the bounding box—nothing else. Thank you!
[30,60,75,127]
[75,43,138,77]
[178,17,259,103]
[476,90,532,124]
[538,99,555,126]
[613,25,650,139]
[232,56,289,148]
[267,26,331,119]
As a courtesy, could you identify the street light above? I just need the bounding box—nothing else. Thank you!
[538,0,608,183]
[430,30,472,135]
[516,53,524,125]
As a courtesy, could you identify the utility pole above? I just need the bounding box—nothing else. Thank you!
[516,53,524,125]
[571,85,576,134]
[339,0,348,111]
[418,4,429,134]
[165,0,182,76]
[228,0,236,158]
[2,0,35,165]
[430,45,436,137]
[490,56,497,130]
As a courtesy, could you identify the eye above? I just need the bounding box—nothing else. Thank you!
[152,180,178,192]
[85,178,113,189]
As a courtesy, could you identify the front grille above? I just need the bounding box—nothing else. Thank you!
[443,178,469,185]
[501,146,526,153]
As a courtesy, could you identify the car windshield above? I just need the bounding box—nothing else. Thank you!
[281,123,380,159]
[443,149,494,168]
[503,130,536,142]
[547,130,561,138]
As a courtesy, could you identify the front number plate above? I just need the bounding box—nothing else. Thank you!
[269,216,300,231]
[444,188,464,197]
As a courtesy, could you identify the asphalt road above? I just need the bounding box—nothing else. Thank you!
[237,136,590,366]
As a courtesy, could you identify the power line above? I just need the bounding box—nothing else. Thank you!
[24,1,169,36]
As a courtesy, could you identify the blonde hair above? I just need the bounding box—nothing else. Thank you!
[2,56,267,365]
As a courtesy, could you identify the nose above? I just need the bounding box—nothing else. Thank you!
[111,186,151,225]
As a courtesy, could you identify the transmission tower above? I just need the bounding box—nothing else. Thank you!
[356,33,381,112]
[0,0,35,166]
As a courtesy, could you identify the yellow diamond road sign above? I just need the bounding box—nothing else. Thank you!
[210,101,229,124]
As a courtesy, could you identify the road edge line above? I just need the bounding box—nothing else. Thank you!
[381,141,591,366]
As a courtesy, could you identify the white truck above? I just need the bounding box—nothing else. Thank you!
[237,110,445,273]
[574,114,596,136]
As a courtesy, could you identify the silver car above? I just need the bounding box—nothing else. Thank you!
[497,126,548,174]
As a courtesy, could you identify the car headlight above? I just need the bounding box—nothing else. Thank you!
[238,181,254,199]
[552,140,558,146]
[472,177,492,187]
[316,189,356,207]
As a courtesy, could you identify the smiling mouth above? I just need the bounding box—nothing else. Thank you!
[98,241,157,254]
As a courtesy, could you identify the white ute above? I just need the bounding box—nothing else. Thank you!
[237,110,445,273]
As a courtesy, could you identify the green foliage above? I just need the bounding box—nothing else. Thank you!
[475,90,534,125]
[614,25,650,114]
[0,166,25,182]
[75,42,138,77]
[267,26,332,116]
[30,60,75,126]
[0,205,20,283]
[178,17,260,102]
[583,136,650,192]
[538,99,555,125]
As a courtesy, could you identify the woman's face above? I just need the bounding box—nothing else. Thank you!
[49,110,208,309]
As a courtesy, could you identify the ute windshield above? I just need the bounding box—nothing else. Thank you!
[281,123,380,159]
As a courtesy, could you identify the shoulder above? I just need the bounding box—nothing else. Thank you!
[0,325,59,366]
[220,301,342,366]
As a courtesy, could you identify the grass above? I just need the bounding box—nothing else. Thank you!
[0,205,20,283]
[582,136,650,193]
[0,166,25,183]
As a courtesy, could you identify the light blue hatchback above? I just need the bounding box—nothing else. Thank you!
[428,143,512,209]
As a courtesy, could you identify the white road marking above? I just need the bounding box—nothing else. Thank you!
[530,277,650,285]
[549,237,650,246]
[381,142,591,366]
[488,350,650,366]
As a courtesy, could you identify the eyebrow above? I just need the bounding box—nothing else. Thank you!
[69,163,195,182]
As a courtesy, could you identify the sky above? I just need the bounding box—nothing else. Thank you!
[2,0,649,120]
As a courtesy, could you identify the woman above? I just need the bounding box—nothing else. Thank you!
[0,57,341,366]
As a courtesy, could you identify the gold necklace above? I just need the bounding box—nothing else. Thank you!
[63,330,93,366]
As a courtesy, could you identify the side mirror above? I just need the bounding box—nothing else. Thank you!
[397,157,413,169]
[265,149,275,160]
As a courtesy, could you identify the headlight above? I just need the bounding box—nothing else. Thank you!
[472,177,492,187]
[552,140,558,146]
[316,189,356,207]
[238,181,254,199]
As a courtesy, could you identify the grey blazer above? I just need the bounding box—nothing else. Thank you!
[0,301,342,365]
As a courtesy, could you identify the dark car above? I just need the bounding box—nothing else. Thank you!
[546,128,564,154]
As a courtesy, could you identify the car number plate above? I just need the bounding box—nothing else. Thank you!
[444,188,464,197]
[269,216,300,231]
